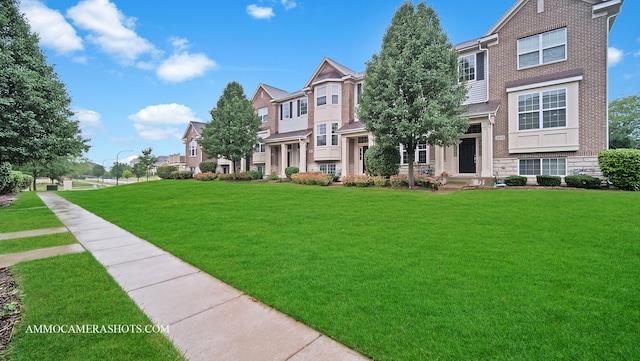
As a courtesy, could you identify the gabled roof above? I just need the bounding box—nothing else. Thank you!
[484,0,623,36]
[302,57,363,89]
[181,121,206,141]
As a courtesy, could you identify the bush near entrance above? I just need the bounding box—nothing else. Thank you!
[598,148,640,191]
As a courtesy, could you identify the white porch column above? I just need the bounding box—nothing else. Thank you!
[265,145,272,176]
[299,140,307,172]
[434,146,445,176]
[341,136,349,176]
[481,120,494,177]
[280,143,287,178]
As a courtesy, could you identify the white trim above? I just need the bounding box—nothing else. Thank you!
[506,75,583,93]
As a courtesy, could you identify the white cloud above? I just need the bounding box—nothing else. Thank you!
[169,36,189,51]
[156,52,217,83]
[20,0,83,54]
[129,103,201,140]
[281,0,297,10]
[608,47,623,67]
[247,4,275,19]
[634,50,640,58]
[73,107,102,127]
[66,0,159,64]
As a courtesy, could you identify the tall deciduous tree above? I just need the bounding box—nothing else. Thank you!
[358,1,468,187]
[0,0,90,190]
[609,94,640,149]
[201,82,261,178]
[137,147,159,181]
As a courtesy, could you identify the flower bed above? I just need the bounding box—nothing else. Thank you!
[291,172,333,186]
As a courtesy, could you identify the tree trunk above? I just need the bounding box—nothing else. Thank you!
[406,142,416,188]
[232,160,237,180]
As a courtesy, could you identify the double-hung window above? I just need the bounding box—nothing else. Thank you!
[189,139,198,157]
[297,98,308,116]
[257,107,268,123]
[280,102,291,120]
[518,28,566,68]
[316,86,327,106]
[254,143,265,153]
[518,89,566,130]
[316,122,339,146]
[331,85,339,104]
[458,54,476,82]
[319,163,336,174]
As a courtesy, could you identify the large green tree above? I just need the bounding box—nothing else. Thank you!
[358,1,468,187]
[136,147,159,181]
[0,0,90,189]
[609,94,640,149]
[201,82,261,178]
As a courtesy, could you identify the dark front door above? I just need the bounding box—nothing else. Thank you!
[362,146,369,173]
[459,138,476,174]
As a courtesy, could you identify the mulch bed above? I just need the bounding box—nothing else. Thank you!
[0,268,21,354]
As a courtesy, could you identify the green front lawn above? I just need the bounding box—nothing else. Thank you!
[0,192,62,233]
[7,253,185,361]
[60,181,640,360]
[0,232,76,254]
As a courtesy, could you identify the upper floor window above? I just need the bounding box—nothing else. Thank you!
[518,88,566,130]
[458,54,476,82]
[189,139,198,157]
[297,98,308,116]
[316,86,327,106]
[258,107,268,123]
[254,142,265,153]
[331,85,339,104]
[355,83,362,105]
[518,28,566,69]
[281,102,291,119]
[316,122,339,146]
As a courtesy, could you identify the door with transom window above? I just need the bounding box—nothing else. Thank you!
[458,138,476,174]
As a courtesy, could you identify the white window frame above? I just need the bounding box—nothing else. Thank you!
[282,103,290,119]
[458,54,476,83]
[400,143,428,164]
[319,163,336,174]
[299,98,308,116]
[316,123,327,146]
[258,107,268,123]
[331,84,340,104]
[316,122,339,147]
[189,139,198,157]
[316,86,327,106]
[518,28,567,69]
[517,88,567,131]
[519,158,566,176]
[254,142,265,153]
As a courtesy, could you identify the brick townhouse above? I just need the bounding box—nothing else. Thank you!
[189,0,623,182]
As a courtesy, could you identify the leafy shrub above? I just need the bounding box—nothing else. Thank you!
[505,175,528,186]
[565,175,601,189]
[194,172,217,181]
[355,175,373,187]
[390,174,409,187]
[268,172,280,181]
[170,170,193,179]
[342,175,357,187]
[536,175,561,186]
[157,165,178,179]
[199,161,217,173]
[218,172,253,181]
[0,168,32,194]
[330,172,341,182]
[285,167,299,179]
[291,172,332,186]
[415,174,441,189]
[372,176,389,187]
[598,149,640,191]
[249,170,263,180]
[0,162,12,194]
[364,144,401,177]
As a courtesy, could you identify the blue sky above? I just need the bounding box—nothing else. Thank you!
[19,0,639,165]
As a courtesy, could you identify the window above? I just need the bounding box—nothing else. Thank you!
[319,163,336,174]
[400,143,427,164]
[256,165,265,175]
[280,102,292,120]
[357,136,368,144]
[518,28,566,68]
[316,122,339,146]
[518,89,566,130]
[458,54,476,82]
[355,83,362,105]
[316,86,327,106]
[258,107,268,123]
[519,158,566,176]
[189,139,198,157]
[316,123,327,146]
[254,142,265,153]
[331,85,339,104]
[297,98,308,116]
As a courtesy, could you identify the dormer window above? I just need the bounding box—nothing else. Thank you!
[518,28,566,69]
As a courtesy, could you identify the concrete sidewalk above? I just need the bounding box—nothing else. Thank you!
[38,192,369,361]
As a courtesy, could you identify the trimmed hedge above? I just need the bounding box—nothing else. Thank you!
[249,170,263,180]
[0,163,33,194]
[598,149,640,191]
[157,165,178,179]
[199,161,217,173]
[218,172,253,181]
[505,175,528,186]
[170,170,193,179]
[285,167,299,179]
[291,172,332,186]
[565,175,601,189]
[194,172,217,181]
[364,144,401,177]
[536,175,561,186]
[390,174,409,187]
[414,174,442,189]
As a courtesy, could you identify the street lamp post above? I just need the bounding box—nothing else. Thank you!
[101,159,113,183]
[115,150,133,186]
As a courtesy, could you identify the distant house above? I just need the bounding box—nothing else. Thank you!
[181,121,233,174]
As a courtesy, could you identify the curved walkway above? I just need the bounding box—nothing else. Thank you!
[37,192,368,361]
